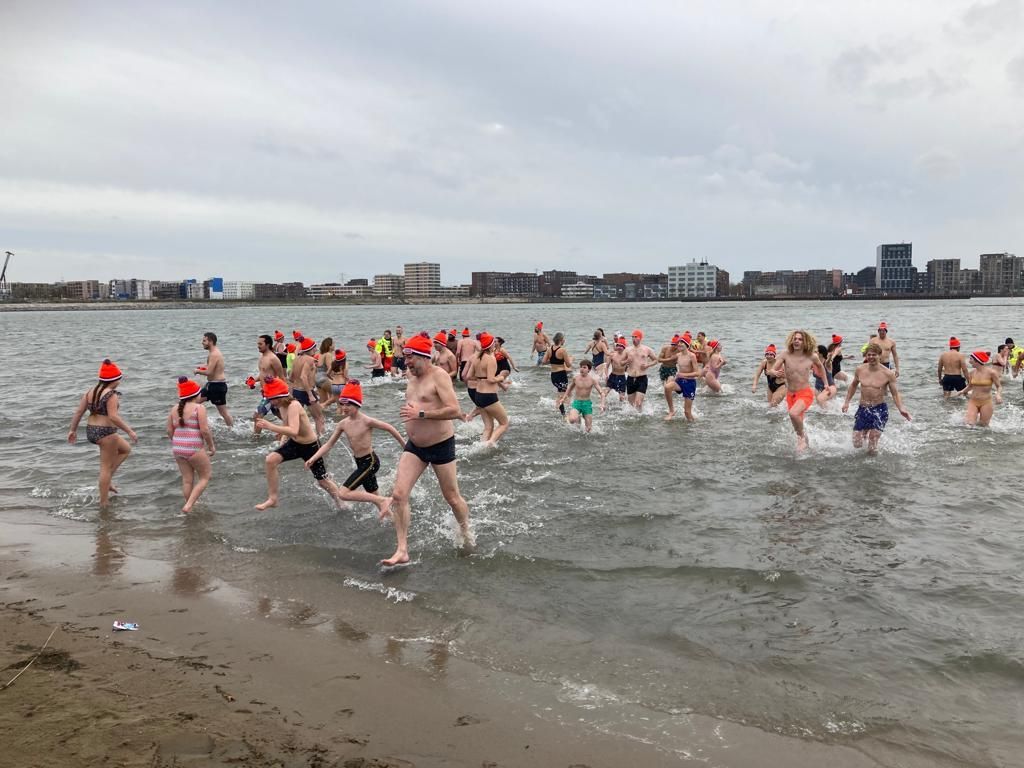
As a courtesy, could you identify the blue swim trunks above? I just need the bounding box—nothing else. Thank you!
[853,402,888,432]
[675,376,697,400]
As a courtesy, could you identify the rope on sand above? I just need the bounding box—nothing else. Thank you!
[1,626,59,690]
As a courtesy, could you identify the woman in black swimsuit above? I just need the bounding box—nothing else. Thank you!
[67,359,138,507]
[543,332,573,416]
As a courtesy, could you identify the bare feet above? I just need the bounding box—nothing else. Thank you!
[255,497,277,510]
[663,412,675,421]
[376,496,393,520]
[182,503,193,514]
[109,485,119,495]
[380,549,410,567]
[796,434,809,452]
[456,527,476,551]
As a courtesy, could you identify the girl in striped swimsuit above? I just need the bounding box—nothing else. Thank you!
[167,377,216,513]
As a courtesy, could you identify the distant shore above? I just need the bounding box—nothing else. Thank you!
[0,293,977,311]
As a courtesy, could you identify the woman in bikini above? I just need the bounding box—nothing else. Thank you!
[320,349,349,409]
[166,377,216,513]
[961,350,1002,427]
[67,359,138,507]
[585,330,609,379]
[543,332,573,416]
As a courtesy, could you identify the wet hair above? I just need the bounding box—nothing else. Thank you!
[553,332,565,345]
[817,344,828,358]
[580,359,592,370]
[865,342,883,356]
[204,331,217,345]
[1006,338,1015,346]
[785,329,816,355]
[827,341,840,354]
[259,334,273,348]
[320,337,333,355]
[495,336,505,346]
[593,330,601,341]
[997,344,1007,355]
[330,358,347,374]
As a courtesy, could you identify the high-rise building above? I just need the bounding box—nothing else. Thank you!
[403,262,440,296]
[668,260,718,298]
[539,270,577,297]
[979,252,1022,295]
[373,274,405,297]
[222,281,255,300]
[876,243,913,292]
[926,259,960,294]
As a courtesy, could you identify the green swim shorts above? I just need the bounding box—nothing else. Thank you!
[571,399,593,416]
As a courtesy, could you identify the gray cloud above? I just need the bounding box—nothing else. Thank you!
[956,0,1021,41]
[1009,54,1024,89]
[0,1,1021,283]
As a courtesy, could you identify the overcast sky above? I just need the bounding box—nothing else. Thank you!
[2,0,1023,284]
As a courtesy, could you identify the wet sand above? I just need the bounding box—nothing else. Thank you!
[0,516,911,768]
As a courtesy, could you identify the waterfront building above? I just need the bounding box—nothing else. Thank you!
[979,252,1022,295]
[561,281,595,299]
[373,274,405,298]
[404,262,440,297]
[668,260,718,298]
[470,271,539,297]
[539,270,578,297]
[876,243,913,292]
[925,259,960,294]
[222,281,256,300]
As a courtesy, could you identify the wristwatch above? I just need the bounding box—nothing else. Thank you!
[418,410,425,419]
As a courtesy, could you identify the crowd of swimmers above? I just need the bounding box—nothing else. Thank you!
[68,321,1023,569]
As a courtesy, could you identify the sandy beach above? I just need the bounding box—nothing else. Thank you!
[0,512,909,768]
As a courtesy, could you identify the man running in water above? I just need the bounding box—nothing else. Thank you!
[384,333,472,569]
[606,337,629,403]
[868,322,899,377]
[624,330,659,409]
[253,334,285,434]
[290,336,325,435]
[663,332,701,421]
[771,329,828,452]
[432,331,459,381]
[937,336,969,399]
[842,343,911,454]
[532,322,551,365]
[196,331,233,427]
[457,328,480,384]
[392,326,408,376]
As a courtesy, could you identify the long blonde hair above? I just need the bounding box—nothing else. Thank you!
[785,329,817,355]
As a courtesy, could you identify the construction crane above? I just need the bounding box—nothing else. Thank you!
[0,251,11,298]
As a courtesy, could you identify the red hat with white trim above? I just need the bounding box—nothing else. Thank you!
[949,336,960,349]
[338,379,363,407]
[334,349,346,361]
[477,332,494,350]
[462,328,470,337]
[292,330,303,340]
[708,339,721,350]
[298,337,317,354]
[262,376,290,399]
[433,331,448,345]
[971,350,990,365]
[367,338,376,349]
[177,376,201,400]
[274,330,285,341]
[403,332,433,358]
[98,359,122,382]
[832,334,843,344]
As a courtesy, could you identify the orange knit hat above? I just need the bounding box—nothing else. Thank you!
[262,376,290,399]
[338,379,363,406]
[177,376,201,400]
[403,332,433,358]
[98,359,122,382]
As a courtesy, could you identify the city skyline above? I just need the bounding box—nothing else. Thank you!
[3,2,1023,283]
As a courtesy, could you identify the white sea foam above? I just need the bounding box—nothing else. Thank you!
[343,576,415,603]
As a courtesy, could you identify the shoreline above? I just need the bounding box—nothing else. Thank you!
[0,293,982,312]
[0,511,924,768]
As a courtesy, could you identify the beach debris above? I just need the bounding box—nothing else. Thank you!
[112,621,140,631]
[215,684,236,702]
[1,626,59,689]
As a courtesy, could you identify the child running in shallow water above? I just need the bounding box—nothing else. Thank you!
[559,359,606,432]
[167,377,216,513]
[304,380,399,517]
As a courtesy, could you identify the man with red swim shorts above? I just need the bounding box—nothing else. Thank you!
[770,329,829,452]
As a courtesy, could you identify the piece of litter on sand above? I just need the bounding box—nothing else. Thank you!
[379,560,413,575]
[112,621,140,631]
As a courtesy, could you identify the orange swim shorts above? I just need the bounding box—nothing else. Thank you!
[786,387,814,412]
